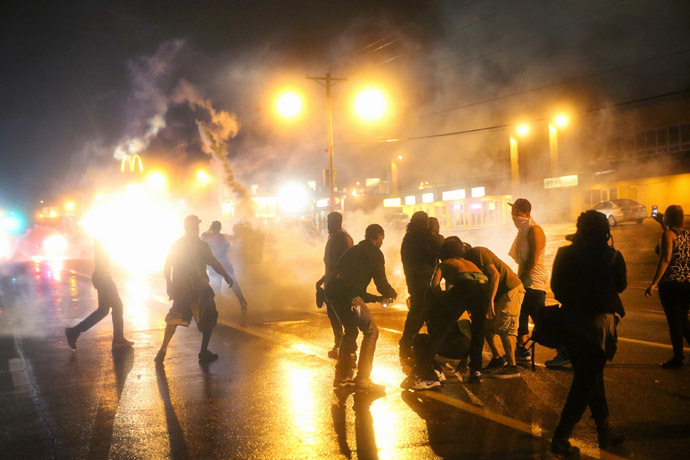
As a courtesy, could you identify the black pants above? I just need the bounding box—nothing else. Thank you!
[400,279,430,350]
[75,277,124,337]
[554,339,609,439]
[413,281,489,380]
[517,288,546,337]
[658,281,690,359]
[325,300,344,348]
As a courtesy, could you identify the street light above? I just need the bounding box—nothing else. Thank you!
[196,169,211,186]
[276,91,303,119]
[509,124,530,198]
[549,114,569,174]
[276,73,389,212]
[354,88,387,122]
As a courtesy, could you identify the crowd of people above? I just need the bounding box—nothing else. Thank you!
[63,200,688,457]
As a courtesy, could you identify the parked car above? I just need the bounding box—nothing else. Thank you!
[592,199,647,226]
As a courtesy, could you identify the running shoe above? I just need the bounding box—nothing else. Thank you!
[545,352,571,368]
[467,371,483,383]
[154,349,166,364]
[198,350,219,362]
[409,377,441,391]
[327,346,339,360]
[354,378,386,395]
[493,365,521,379]
[482,356,506,373]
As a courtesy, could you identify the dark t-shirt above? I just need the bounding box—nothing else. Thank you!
[465,246,522,298]
[167,236,216,291]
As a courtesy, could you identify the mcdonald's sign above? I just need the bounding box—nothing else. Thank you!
[120,154,144,173]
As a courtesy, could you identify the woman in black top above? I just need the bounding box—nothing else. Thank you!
[550,210,626,456]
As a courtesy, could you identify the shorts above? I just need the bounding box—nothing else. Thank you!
[487,286,525,337]
[165,284,218,332]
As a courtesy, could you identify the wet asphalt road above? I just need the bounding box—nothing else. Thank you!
[1,220,689,459]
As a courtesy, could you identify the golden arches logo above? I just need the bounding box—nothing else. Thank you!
[120,154,143,173]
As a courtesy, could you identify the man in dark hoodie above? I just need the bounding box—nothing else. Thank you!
[325,224,397,393]
[399,211,440,358]
[316,212,354,358]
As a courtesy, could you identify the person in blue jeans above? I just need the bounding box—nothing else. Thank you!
[325,224,397,393]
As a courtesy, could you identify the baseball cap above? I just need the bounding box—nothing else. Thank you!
[509,198,531,214]
[184,215,202,225]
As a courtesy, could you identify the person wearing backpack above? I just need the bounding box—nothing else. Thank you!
[550,210,626,456]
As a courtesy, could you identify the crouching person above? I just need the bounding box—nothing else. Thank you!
[325,224,397,393]
[403,237,490,390]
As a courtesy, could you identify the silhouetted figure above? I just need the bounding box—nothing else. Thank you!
[316,212,354,359]
[403,237,490,390]
[65,241,133,350]
[399,211,439,358]
[551,210,626,456]
[154,215,235,364]
[201,220,248,312]
[326,224,397,393]
[645,205,690,368]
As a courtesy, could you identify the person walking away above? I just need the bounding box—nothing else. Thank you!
[201,220,248,312]
[399,211,440,358]
[154,215,235,364]
[325,224,397,393]
[316,212,354,359]
[550,210,626,456]
[403,237,490,390]
[428,217,445,246]
[462,242,524,378]
[645,205,690,368]
[508,199,562,365]
[66,241,133,350]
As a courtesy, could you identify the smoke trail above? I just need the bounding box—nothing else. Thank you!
[170,80,255,220]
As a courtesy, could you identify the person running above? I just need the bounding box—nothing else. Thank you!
[65,241,133,350]
[154,215,235,364]
[550,210,626,456]
[316,212,354,359]
[325,224,397,393]
[399,211,440,358]
[645,205,690,368]
[461,241,524,378]
[201,220,248,312]
[403,237,490,390]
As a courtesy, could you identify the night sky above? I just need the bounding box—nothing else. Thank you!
[2,0,689,215]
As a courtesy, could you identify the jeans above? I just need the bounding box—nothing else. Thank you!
[75,276,123,337]
[554,339,609,439]
[414,281,489,379]
[517,288,546,337]
[329,294,378,382]
[658,281,690,359]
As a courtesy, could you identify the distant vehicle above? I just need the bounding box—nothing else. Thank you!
[384,212,409,230]
[592,199,647,226]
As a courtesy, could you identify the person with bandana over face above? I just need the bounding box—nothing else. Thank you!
[509,199,550,362]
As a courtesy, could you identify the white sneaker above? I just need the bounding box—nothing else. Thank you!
[410,377,441,391]
[434,368,447,383]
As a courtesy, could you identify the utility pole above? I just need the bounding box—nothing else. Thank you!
[307,72,347,212]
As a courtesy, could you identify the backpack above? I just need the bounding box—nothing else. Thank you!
[531,304,565,349]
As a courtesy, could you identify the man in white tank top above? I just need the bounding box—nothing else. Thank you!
[509,199,551,363]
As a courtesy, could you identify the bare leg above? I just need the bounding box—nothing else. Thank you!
[159,324,177,350]
[486,333,503,358]
[501,335,517,366]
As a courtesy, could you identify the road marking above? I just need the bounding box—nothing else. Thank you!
[619,336,690,352]
[215,317,628,460]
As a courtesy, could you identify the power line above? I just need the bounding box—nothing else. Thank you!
[345,88,690,145]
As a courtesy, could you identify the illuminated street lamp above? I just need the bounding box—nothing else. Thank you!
[276,91,303,119]
[277,74,389,212]
[509,124,530,198]
[549,114,569,174]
